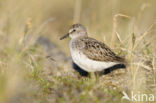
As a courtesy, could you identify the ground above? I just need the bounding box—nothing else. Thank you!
[0,0,156,103]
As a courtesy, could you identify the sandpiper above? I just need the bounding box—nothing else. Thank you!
[60,24,126,72]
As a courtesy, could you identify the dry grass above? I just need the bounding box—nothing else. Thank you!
[0,0,156,103]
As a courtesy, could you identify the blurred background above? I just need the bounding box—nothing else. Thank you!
[0,0,156,103]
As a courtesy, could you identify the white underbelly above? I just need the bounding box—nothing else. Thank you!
[70,48,117,72]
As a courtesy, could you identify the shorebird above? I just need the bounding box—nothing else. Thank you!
[60,24,126,73]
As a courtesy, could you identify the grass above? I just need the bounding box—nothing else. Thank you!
[0,0,156,103]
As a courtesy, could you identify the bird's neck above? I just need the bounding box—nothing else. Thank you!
[73,34,88,40]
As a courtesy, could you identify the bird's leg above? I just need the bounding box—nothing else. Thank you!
[90,72,101,81]
[90,72,96,81]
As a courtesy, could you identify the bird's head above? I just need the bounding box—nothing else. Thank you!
[60,24,87,40]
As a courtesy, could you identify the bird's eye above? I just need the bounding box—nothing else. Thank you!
[72,29,76,32]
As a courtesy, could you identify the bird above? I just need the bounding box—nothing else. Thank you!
[60,24,126,73]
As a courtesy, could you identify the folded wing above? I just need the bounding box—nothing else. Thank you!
[81,37,125,63]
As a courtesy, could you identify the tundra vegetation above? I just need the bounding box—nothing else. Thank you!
[0,0,156,103]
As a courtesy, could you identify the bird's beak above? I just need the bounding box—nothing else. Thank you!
[60,33,69,40]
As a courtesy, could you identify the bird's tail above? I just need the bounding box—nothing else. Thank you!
[116,56,128,66]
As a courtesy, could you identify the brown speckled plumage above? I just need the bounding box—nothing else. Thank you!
[72,36,125,63]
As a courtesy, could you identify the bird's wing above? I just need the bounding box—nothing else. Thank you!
[81,37,125,62]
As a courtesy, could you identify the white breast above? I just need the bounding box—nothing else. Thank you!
[69,41,117,72]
